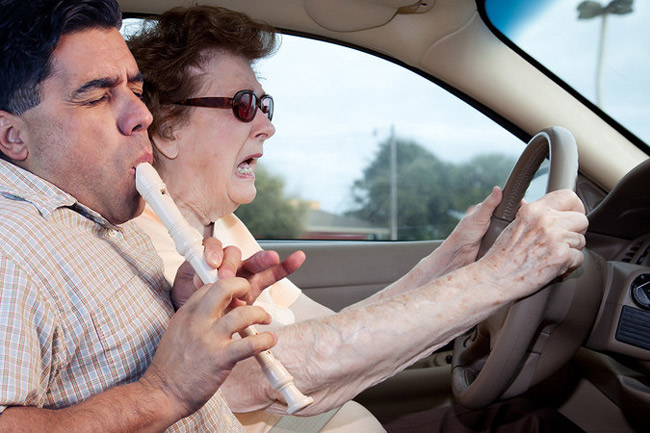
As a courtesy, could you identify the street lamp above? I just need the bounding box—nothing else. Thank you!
[577,0,633,107]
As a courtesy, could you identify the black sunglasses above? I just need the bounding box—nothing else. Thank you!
[171,90,273,123]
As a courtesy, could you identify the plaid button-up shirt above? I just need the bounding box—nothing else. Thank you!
[0,160,243,432]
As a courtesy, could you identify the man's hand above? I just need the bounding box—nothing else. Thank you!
[141,278,276,420]
[171,237,306,308]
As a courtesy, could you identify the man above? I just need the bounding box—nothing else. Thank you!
[0,1,300,431]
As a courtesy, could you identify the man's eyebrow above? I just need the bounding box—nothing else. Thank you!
[71,76,121,99]
[128,71,145,84]
[71,72,144,99]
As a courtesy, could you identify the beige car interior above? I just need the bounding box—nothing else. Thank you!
[119,0,650,431]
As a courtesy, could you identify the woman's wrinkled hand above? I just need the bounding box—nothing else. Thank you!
[479,189,588,298]
[435,186,503,273]
[171,237,305,309]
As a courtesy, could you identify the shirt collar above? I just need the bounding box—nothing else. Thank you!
[0,159,118,230]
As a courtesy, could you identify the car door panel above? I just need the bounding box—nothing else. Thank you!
[261,240,440,311]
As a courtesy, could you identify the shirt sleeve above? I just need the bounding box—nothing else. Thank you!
[0,255,58,413]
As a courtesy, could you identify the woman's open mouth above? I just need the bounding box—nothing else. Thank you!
[237,154,261,177]
[237,157,258,177]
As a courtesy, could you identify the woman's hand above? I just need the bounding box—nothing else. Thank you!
[479,188,587,293]
[171,237,306,309]
[232,248,306,305]
[420,186,503,281]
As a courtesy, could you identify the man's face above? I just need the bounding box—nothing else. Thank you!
[18,27,153,225]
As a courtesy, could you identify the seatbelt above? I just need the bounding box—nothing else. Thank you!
[268,408,340,433]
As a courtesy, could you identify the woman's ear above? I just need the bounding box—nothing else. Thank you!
[0,111,29,161]
[151,132,180,160]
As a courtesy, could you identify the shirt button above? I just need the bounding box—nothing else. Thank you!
[108,229,118,238]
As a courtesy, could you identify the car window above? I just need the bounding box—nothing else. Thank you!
[243,35,531,241]
[121,20,534,242]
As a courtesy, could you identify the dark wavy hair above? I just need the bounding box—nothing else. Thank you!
[0,0,122,115]
[127,5,277,146]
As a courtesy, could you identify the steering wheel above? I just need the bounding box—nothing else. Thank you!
[451,126,604,409]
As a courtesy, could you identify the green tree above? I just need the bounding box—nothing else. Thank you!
[235,165,307,239]
[450,153,517,214]
[348,138,516,240]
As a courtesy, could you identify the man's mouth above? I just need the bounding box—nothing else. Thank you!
[133,154,154,172]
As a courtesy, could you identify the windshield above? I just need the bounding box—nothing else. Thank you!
[483,0,649,148]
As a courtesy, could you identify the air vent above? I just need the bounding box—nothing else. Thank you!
[620,238,650,265]
[621,241,642,263]
[636,244,650,265]
[616,306,650,350]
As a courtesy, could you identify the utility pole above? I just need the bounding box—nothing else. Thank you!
[389,125,398,240]
[577,0,634,107]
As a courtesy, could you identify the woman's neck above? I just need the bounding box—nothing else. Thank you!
[154,162,222,239]
[175,200,213,236]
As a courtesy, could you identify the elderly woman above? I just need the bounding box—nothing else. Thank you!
[128,5,588,433]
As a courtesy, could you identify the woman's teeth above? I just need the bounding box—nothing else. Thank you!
[238,162,253,175]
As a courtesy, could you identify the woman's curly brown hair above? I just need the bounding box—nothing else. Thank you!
[127,5,277,145]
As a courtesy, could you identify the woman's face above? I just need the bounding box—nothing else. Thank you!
[155,52,275,226]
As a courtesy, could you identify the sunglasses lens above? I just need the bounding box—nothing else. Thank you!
[261,96,274,121]
[235,91,256,122]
